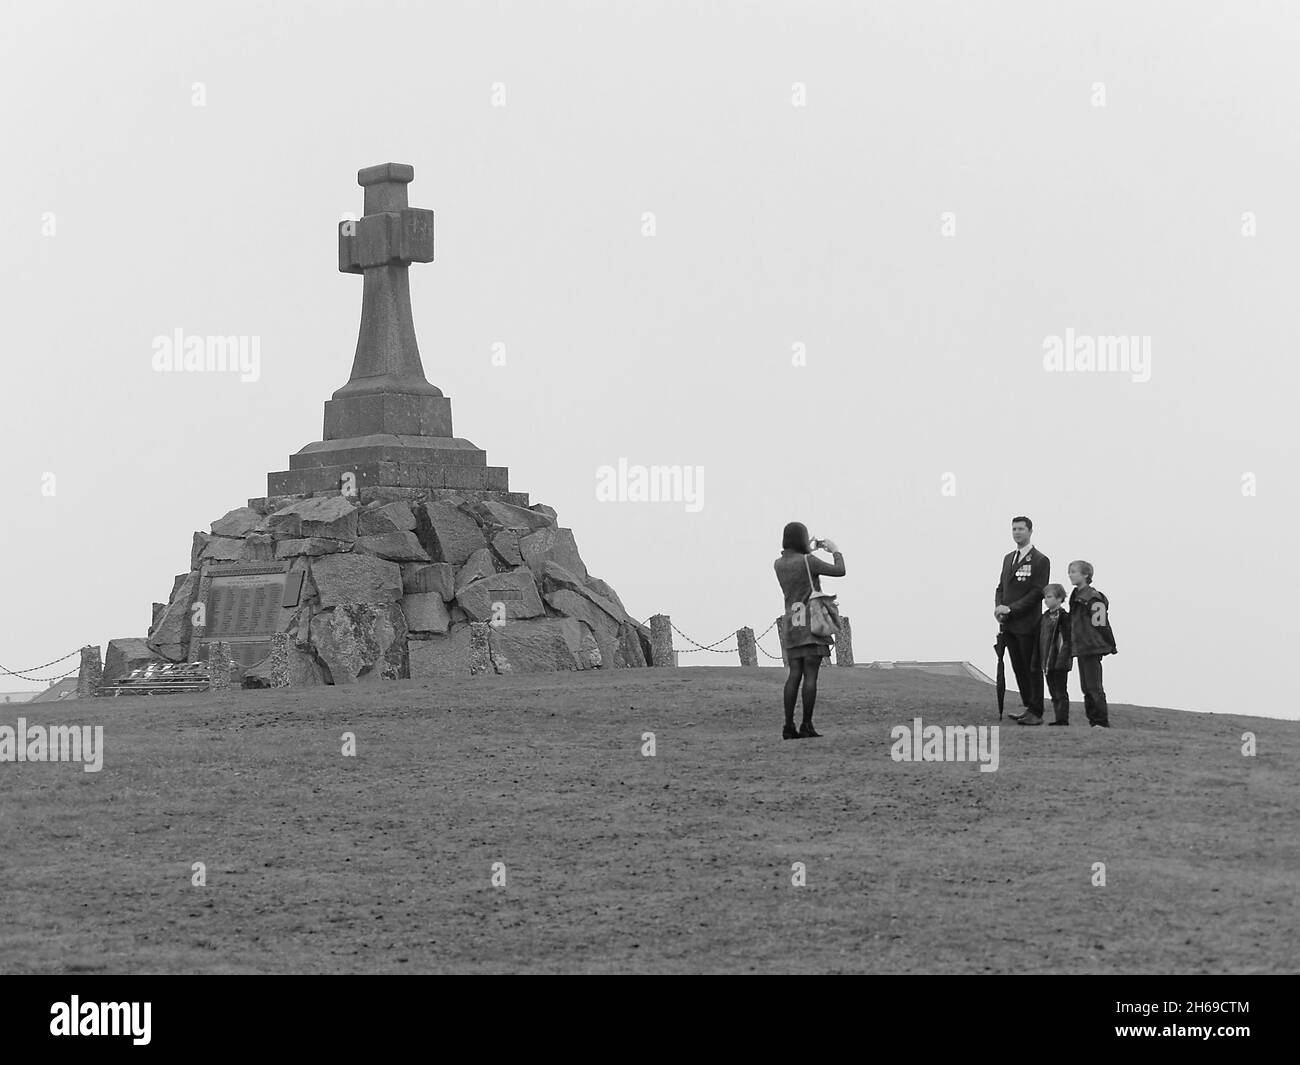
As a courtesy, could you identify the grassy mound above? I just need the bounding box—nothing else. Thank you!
[1,667,1293,973]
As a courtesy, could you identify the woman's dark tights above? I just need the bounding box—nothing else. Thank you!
[783,656,821,728]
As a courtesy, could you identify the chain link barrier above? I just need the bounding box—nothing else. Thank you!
[669,621,736,654]
[8,613,798,690]
[7,619,796,684]
[12,667,82,684]
[631,616,787,659]
[1,649,83,684]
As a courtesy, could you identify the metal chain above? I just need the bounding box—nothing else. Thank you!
[633,617,782,658]
[0,649,80,677]
[630,617,730,654]
[2,665,80,684]
[668,622,736,653]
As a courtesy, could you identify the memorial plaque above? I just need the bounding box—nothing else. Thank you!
[282,570,305,608]
[190,562,292,668]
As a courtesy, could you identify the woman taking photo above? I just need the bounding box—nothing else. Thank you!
[774,522,846,740]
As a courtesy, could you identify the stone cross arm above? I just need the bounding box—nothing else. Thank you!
[338,163,434,274]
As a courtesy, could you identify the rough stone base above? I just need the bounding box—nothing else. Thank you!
[409,626,476,678]
[488,618,603,673]
[157,488,647,686]
[310,603,409,683]
[103,638,163,685]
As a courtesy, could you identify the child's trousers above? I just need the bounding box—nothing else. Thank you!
[1045,669,1070,724]
[1077,655,1109,727]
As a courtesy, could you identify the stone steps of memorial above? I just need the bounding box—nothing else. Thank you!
[287,442,489,470]
[97,662,211,696]
[249,486,531,511]
[268,461,512,496]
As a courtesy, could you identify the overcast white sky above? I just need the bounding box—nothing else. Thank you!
[2,1,1296,718]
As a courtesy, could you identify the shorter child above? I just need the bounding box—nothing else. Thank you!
[1067,560,1118,728]
[1035,583,1072,725]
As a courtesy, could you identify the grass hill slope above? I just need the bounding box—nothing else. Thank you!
[1,666,1294,974]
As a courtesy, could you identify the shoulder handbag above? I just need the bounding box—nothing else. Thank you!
[803,554,841,638]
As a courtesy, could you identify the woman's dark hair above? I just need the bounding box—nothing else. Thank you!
[782,522,811,552]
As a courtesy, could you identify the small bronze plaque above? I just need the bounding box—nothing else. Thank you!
[282,570,305,608]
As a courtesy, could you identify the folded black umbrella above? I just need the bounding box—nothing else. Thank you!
[994,628,1008,720]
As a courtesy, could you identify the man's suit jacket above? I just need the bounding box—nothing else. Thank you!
[994,546,1050,635]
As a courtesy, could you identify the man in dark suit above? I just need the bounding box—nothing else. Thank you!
[994,516,1050,725]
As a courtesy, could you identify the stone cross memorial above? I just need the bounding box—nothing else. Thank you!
[268,162,513,501]
[133,163,654,687]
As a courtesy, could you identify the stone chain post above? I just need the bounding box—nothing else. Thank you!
[468,622,492,675]
[650,615,674,667]
[736,627,756,667]
[209,641,232,692]
[269,632,291,687]
[834,616,854,667]
[775,615,789,668]
[76,645,102,697]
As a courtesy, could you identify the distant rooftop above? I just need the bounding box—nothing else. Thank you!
[863,661,995,685]
[28,678,80,703]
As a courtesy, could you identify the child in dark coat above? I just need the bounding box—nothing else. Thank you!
[1033,583,1072,726]
[1067,560,1118,728]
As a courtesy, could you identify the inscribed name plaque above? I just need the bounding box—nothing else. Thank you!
[189,562,304,668]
